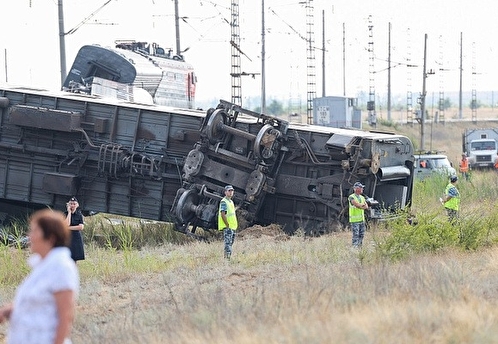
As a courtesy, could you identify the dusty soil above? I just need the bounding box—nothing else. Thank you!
[237,224,290,240]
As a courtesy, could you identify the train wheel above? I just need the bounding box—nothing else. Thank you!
[205,109,227,144]
[253,124,281,164]
[175,189,199,224]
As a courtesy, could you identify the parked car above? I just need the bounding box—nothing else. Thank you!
[414,153,456,179]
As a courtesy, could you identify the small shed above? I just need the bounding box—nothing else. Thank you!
[313,96,362,129]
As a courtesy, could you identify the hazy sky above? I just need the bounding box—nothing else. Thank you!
[1,0,497,106]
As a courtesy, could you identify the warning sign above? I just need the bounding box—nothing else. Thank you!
[317,106,329,125]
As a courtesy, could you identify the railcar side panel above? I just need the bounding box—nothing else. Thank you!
[0,86,204,222]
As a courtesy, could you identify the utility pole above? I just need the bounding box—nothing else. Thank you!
[261,0,266,114]
[230,0,242,106]
[342,22,346,97]
[367,15,376,127]
[305,0,316,124]
[438,35,445,124]
[406,28,414,125]
[174,0,181,56]
[387,22,391,121]
[321,9,325,97]
[459,32,463,119]
[419,33,435,151]
[471,41,477,123]
[420,34,427,151]
[4,49,7,83]
[58,0,67,87]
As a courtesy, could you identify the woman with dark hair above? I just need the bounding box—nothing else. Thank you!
[0,209,79,344]
[65,197,85,262]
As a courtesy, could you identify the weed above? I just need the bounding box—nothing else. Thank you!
[0,218,29,249]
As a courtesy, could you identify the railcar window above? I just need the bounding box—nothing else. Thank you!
[88,64,120,81]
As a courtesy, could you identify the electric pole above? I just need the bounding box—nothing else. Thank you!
[459,32,463,119]
[261,0,266,113]
[387,22,392,121]
[58,0,67,87]
[419,33,435,151]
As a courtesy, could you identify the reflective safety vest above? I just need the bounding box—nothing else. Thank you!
[444,183,460,211]
[218,197,238,230]
[459,158,469,173]
[348,193,366,223]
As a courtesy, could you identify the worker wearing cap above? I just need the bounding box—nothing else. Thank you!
[459,153,470,181]
[218,185,238,259]
[348,182,369,248]
[443,176,460,224]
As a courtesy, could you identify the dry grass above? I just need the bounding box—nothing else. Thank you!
[3,234,498,343]
[1,113,498,343]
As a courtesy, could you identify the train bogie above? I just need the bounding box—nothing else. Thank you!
[172,100,415,235]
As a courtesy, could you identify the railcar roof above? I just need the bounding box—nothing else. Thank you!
[289,122,406,139]
[0,84,206,117]
[234,112,407,140]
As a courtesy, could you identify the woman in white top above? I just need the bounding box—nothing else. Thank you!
[0,209,79,344]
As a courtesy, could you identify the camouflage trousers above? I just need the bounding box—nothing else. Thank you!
[223,228,236,259]
[446,209,458,225]
[351,222,366,247]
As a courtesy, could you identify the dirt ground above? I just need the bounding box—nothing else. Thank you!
[237,223,290,240]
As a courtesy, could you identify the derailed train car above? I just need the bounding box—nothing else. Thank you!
[0,85,414,236]
[172,100,415,235]
[0,85,203,226]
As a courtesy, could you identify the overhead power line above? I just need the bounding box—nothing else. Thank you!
[268,7,306,42]
[65,0,115,35]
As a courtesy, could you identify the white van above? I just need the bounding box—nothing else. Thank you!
[414,153,456,180]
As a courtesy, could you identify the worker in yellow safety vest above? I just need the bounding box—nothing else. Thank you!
[218,185,238,259]
[442,175,460,224]
[349,182,369,248]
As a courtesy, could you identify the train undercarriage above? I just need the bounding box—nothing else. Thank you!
[0,86,414,237]
[172,100,415,235]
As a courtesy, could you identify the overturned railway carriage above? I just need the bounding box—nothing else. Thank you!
[0,86,203,225]
[0,86,414,235]
[173,101,415,235]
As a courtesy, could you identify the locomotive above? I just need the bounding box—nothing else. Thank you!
[63,40,196,109]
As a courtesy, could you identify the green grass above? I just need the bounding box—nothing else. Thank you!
[371,171,498,260]
[2,169,498,343]
[1,171,497,284]
[83,215,194,250]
